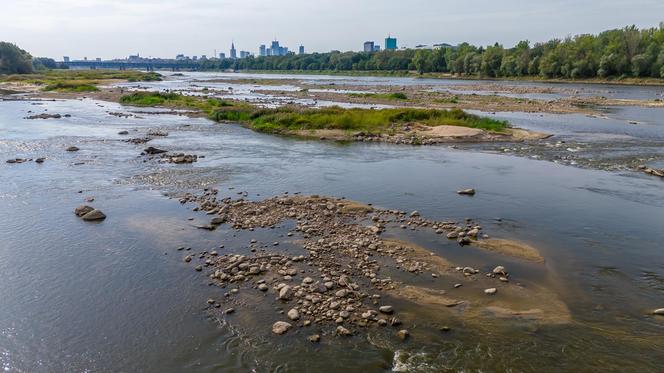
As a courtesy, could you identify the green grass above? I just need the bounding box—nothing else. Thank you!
[0,69,162,91]
[119,91,240,114]
[119,92,509,136]
[349,92,409,100]
[43,81,99,92]
[211,105,509,134]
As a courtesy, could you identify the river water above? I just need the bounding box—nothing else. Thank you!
[1,73,664,372]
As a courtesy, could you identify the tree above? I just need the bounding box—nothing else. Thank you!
[0,42,33,74]
[413,50,429,74]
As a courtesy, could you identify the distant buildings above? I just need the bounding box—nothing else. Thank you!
[298,45,305,55]
[240,51,251,59]
[363,41,374,53]
[259,44,267,57]
[230,42,237,59]
[385,36,397,50]
[219,52,226,59]
[63,56,70,63]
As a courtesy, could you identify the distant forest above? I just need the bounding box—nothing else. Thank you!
[201,24,664,79]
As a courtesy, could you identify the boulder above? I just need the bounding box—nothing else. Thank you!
[484,288,498,295]
[74,205,94,217]
[144,146,167,155]
[81,209,106,221]
[457,188,476,196]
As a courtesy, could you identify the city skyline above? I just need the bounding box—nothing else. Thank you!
[2,0,664,59]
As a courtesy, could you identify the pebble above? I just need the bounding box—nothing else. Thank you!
[484,288,498,295]
[194,265,202,272]
[492,266,507,275]
[278,285,292,300]
[379,305,394,314]
[184,255,192,262]
[258,283,269,291]
[308,334,321,342]
[397,329,409,340]
[272,321,292,335]
[287,308,300,320]
[336,326,352,336]
[225,308,235,314]
[653,308,664,315]
[66,146,80,152]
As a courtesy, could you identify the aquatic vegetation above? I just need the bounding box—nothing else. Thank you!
[43,81,99,92]
[349,92,409,100]
[214,105,509,133]
[119,91,238,114]
[0,70,162,90]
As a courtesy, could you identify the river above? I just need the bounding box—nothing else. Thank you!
[1,72,663,372]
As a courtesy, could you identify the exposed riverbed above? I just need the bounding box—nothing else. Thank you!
[1,73,664,372]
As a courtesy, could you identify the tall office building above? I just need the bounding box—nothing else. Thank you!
[363,41,375,53]
[259,44,266,57]
[219,52,226,59]
[385,36,397,50]
[230,42,237,59]
[298,45,305,55]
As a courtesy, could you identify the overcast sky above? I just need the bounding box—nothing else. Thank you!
[2,0,663,60]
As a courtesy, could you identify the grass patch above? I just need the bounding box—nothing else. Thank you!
[119,91,240,114]
[119,92,508,135]
[211,105,509,134]
[349,92,409,100]
[0,69,162,91]
[43,81,99,92]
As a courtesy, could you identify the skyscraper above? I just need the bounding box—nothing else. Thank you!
[259,44,266,57]
[230,42,237,59]
[298,45,305,55]
[363,41,375,53]
[385,36,397,50]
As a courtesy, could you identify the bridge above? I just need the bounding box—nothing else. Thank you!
[61,60,202,71]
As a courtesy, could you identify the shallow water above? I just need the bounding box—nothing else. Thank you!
[2,76,664,372]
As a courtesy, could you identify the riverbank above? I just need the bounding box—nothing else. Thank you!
[223,69,664,87]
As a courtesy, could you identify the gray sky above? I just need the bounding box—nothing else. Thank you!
[2,0,663,60]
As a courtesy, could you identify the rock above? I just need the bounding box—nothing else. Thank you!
[225,308,235,314]
[272,321,292,335]
[35,157,45,163]
[484,288,498,295]
[144,146,167,155]
[454,283,462,288]
[287,308,300,320]
[194,265,202,272]
[66,146,79,152]
[258,283,269,291]
[397,329,409,340]
[210,216,226,225]
[440,326,451,332]
[308,334,320,343]
[336,326,352,336]
[184,255,192,263]
[81,209,106,221]
[74,205,94,217]
[207,298,215,304]
[457,188,476,196]
[278,285,292,300]
[446,231,459,239]
[653,308,664,315]
[492,266,507,275]
[379,305,394,314]
[410,211,420,217]
[117,130,129,135]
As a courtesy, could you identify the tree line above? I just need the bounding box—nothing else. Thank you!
[201,24,664,79]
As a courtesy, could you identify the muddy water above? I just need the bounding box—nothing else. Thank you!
[1,76,664,372]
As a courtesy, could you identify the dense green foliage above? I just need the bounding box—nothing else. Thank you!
[0,42,33,74]
[200,24,664,80]
[32,57,58,70]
